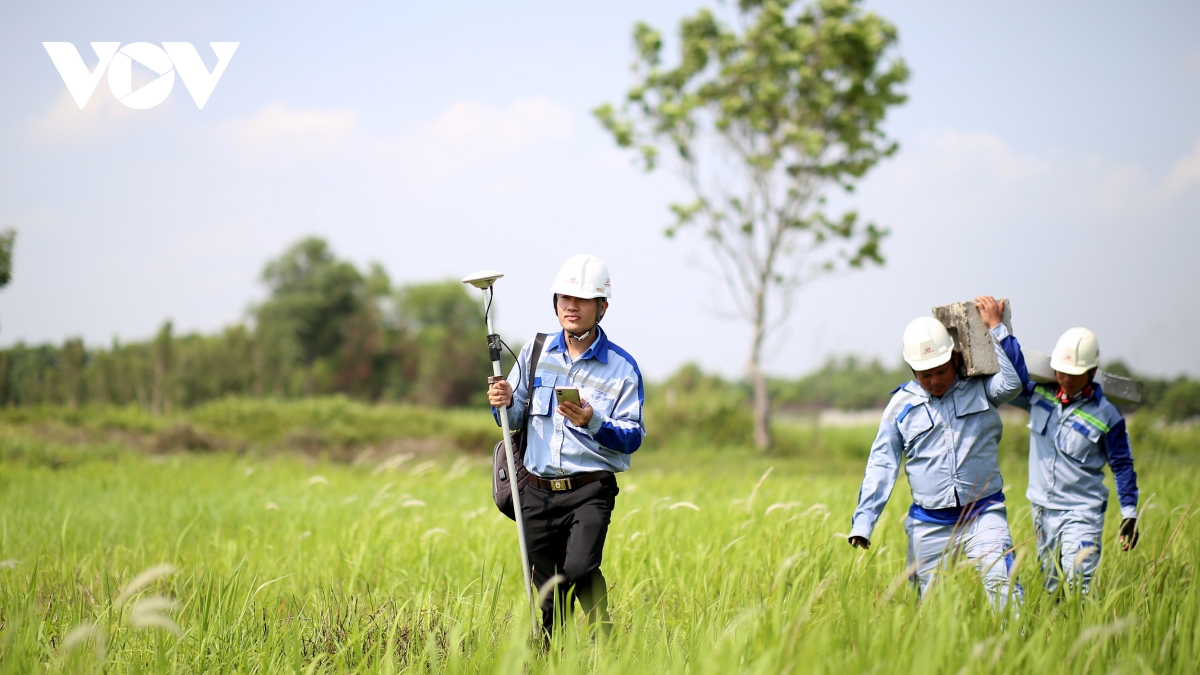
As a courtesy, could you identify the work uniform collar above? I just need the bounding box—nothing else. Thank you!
[547,326,610,364]
[1055,382,1103,406]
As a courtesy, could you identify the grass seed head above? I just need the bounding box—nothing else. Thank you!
[115,563,177,608]
[61,622,106,661]
[128,595,182,635]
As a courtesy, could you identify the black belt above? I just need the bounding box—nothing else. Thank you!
[527,471,611,492]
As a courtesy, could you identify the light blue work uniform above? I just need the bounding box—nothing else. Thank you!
[497,327,646,478]
[1009,381,1138,594]
[850,324,1025,608]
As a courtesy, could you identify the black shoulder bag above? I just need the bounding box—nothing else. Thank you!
[492,332,547,520]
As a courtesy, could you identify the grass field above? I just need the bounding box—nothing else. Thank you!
[1,404,1198,674]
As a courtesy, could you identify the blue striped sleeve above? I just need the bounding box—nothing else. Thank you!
[985,326,1022,405]
[1105,417,1139,518]
[592,371,645,454]
[996,327,1029,389]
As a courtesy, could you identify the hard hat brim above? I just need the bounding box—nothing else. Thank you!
[905,350,953,372]
[549,282,609,299]
[1050,357,1091,376]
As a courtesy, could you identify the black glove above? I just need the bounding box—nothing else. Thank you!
[848,536,870,550]
[1119,518,1139,551]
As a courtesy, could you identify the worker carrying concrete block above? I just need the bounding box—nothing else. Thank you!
[849,296,1024,610]
[1007,327,1140,595]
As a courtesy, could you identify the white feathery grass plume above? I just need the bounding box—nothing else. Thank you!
[669,502,700,511]
[400,499,426,508]
[1071,544,1099,571]
[629,531,644,542]
[243,466,255,476]
[716,605,764,646]
[408,460,437,476]
[61,622,106,661]
[374,481,396,500]
[351,447,377,467]
[800,503,829,517]
[445,457,471,480]
[722,536,746,553]
[373,453,413,475]
[264,502,280,511]
[536,574,568,605]
[306,475,329,486]
[746,467,773,512]
[300,531,312,539]
[0,559,19,568]
[114,563,177,608]
[128,595,182,635]
[621,508,642,521]
[1007,548,1026,582]
[1067,617,1138,660]
[771,554,802,594]
[422,528,448,539]
[342,495,359,505]
[880,561,921,605]
[765,502,801,515]
[624,482,639,492]
[463,507,487,520]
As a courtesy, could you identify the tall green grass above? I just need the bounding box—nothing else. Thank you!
[0,397,499,462]
[1,414,1198,673]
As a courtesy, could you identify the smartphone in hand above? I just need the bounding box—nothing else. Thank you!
[555,387,581,406]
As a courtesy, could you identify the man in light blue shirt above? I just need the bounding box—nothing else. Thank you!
[487,254,644,638]
[1009,327,1139,595]
[849,296,1025,609]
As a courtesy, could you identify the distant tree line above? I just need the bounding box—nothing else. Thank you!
[650,358,1200,423]
[0,237,494,410]
[1,234,1198,422]
[770,357,1200,422]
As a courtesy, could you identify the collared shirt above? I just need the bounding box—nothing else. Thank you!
[1010,381,1138,519]
[495,326,645,478]
[849,324,1024,541]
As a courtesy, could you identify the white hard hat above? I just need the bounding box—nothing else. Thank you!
[902,316,955,371]
[550,254,611,300]
[1050,327,1099,375]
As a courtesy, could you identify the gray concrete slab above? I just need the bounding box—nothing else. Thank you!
[1020,347,1143,405]
[931,299,1012,377]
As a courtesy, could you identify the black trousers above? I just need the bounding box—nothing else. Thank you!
[519,475,619,636]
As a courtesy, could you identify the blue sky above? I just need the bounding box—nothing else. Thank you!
[1,1,1198,379]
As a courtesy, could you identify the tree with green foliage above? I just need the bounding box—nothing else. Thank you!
[256,237,364,395]
[1157,378,1200,423]
[395,281,490,407]
[151,321,174,414]
[595,0,908,450]
[0,227,16,336]
[0,228,14,289]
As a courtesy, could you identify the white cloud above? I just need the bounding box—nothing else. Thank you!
[385,97,574,180]
[872,129,1200,221]
[1161,139,1200,197]
[24,89,172,143]
[899,130,1052,183]
[423,98,572,150]
[220,101,360,163]
[219,98,575,185]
